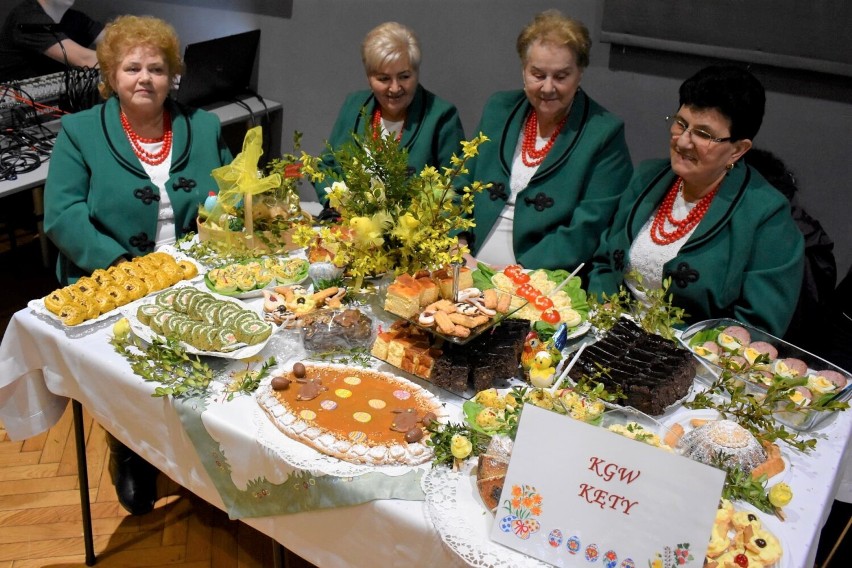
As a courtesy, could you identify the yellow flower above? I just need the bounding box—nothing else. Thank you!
[391,213,421,245]
[325,181,349,209]
[450,433,472,459]
[112,317,131,340]
[769,482,793,507]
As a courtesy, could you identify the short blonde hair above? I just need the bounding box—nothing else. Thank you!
[97,15,182,99]
[361,22,421,75]
[516,10,591,68]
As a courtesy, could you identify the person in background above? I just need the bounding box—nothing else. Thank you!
[43,15,232,515]
[0,0,103,81]
[457,10,633,273]
[743,148,836,350]
[588,65,804,336]
[313,21,465,203]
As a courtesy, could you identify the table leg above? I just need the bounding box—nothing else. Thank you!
[72,400,97,566]
[271,540,286,568]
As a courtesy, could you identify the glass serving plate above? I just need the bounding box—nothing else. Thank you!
[599,406,678,451]
[386,288,529,346]
[204,257,309,298]
[679,318,852,431]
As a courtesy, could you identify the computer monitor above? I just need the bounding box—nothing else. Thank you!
[174,29,260,109]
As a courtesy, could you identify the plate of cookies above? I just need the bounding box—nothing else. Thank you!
[391,288,526,345]
[382,269,529,344]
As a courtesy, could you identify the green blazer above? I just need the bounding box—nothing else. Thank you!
[44,96,233,284]
[462,89,633,271]
[588,159,805,336]
[313,85,465,199]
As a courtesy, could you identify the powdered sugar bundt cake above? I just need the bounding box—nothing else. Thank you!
[677,420,767,473]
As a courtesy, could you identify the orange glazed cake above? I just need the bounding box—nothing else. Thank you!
[257,363,446,465]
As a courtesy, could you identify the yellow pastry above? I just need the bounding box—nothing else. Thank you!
[732,510,762,531]
[745,527,783,565]
[58,304,85,326]
[72,278,98,297]
[94,291,115,313]
[44,289,71,314]
[177,259,198,279]
[706,521,731,558]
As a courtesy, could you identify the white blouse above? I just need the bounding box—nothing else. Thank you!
[136,140,175,247]
[475,130,547,267]
[625,187,701,303]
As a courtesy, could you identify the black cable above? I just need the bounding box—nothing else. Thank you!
[0,127,55,181]
[230,97,256,126]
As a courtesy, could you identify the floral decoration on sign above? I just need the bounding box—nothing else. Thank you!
[499,483,543,540]
[295,118,490,278]
[648,543,694,567]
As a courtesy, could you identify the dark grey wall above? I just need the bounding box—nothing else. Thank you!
[9,1,850,281]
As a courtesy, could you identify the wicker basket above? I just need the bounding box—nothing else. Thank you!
[197,209,311,254]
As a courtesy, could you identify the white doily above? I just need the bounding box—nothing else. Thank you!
[252,403,424,478]
[422,461,550,568]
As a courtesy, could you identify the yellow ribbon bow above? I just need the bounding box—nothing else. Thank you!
[210,126,281,219]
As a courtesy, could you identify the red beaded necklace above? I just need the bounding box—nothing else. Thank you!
[120,110,173,166]
[371,107,403,141]
[650,177,719,245]
[521,110,568,167]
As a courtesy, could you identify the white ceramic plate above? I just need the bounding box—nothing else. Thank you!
[121,284,274,359]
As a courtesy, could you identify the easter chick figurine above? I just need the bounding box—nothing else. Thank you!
[529,350,558,388]
[521,330,562,386]
[520,330,545,371]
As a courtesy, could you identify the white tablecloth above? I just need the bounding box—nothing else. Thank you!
[1,304,850,568]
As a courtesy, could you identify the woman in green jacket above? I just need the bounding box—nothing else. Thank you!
[313,21,465,202]
[458,10,633,272]
[43,15,232,516]
[588,66,804,336]
[44,17,231,285]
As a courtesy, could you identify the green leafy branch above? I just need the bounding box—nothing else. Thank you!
[226,356,277,401]
[110,333,213,398]
[305,346,372,368]
[685,371,818,453]
[710,454,775,514]
[588,271,686,340]
[424,420,490,468]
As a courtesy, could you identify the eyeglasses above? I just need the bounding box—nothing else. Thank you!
[666,115,731,148]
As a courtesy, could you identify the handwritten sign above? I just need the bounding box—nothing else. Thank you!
[489,405,725,567]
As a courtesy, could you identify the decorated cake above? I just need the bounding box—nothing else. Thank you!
[256,363,447,465]
[568,318,696,415]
